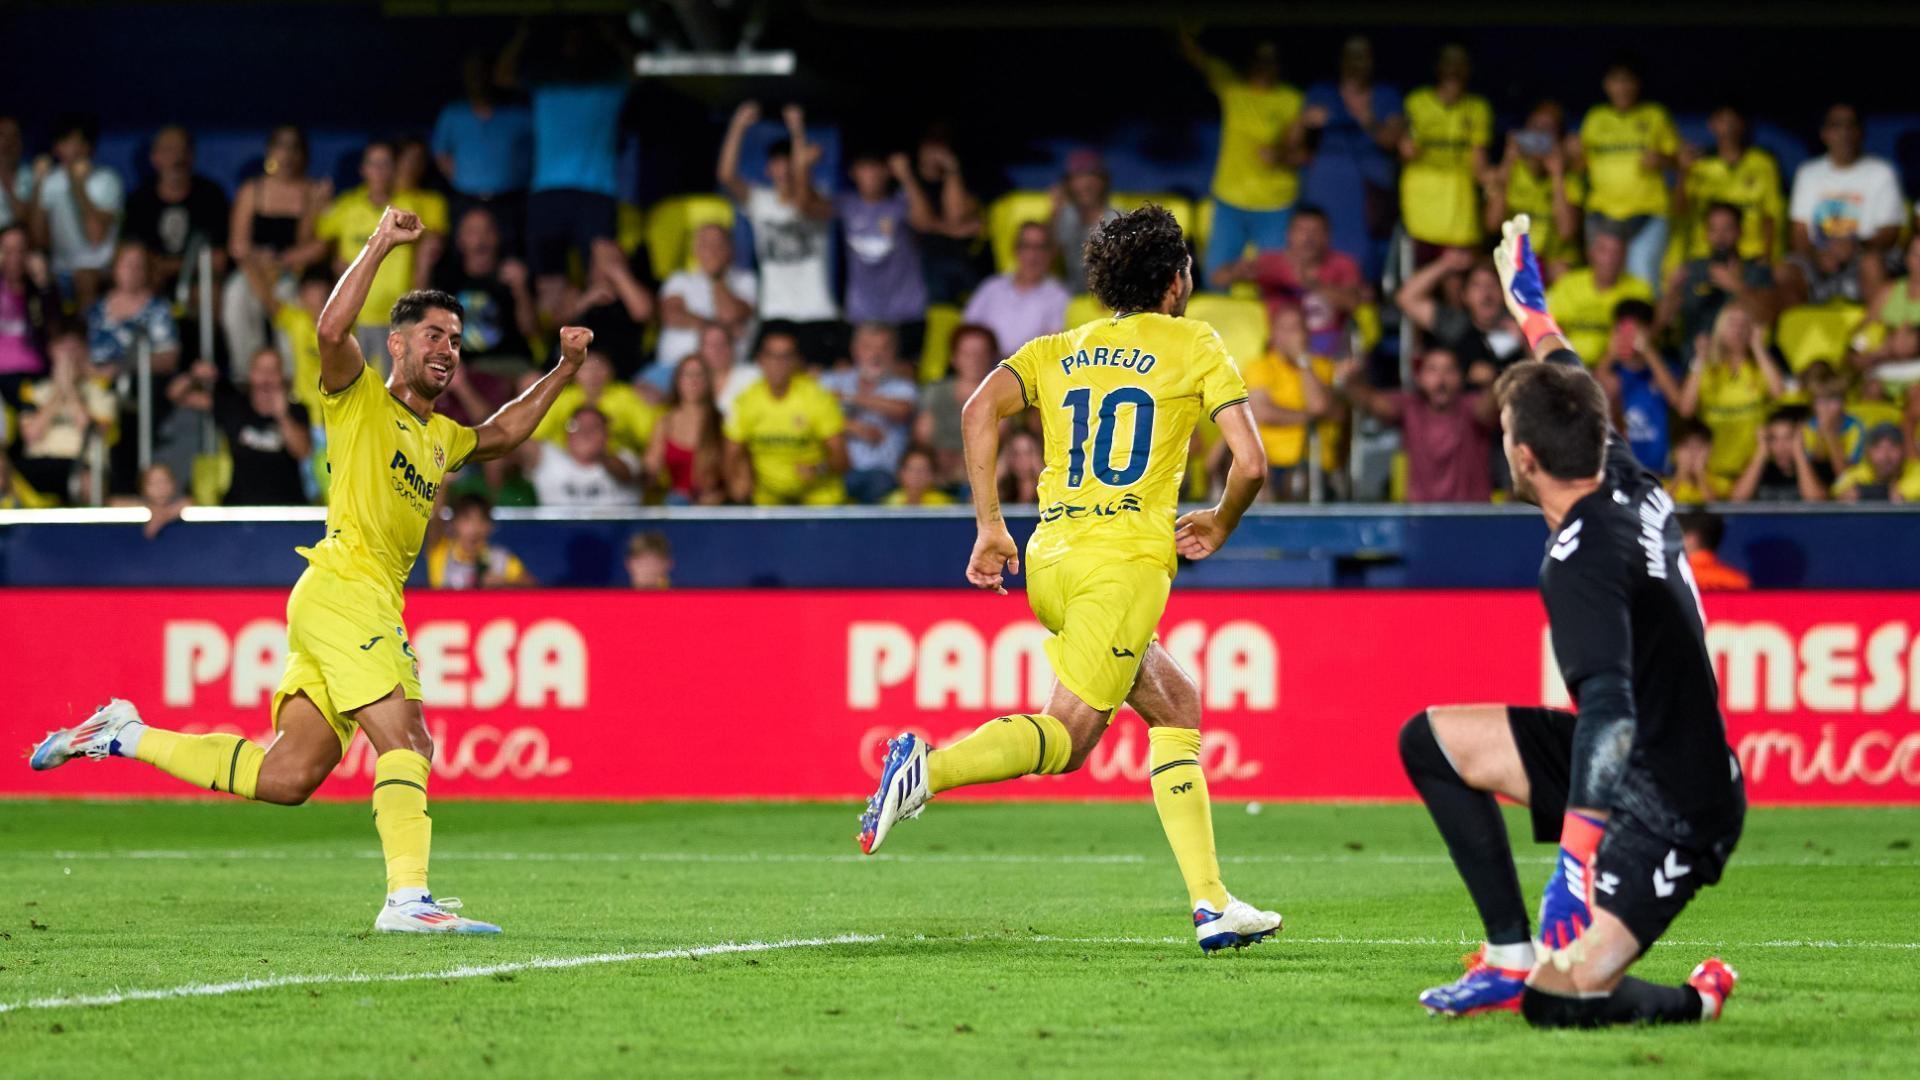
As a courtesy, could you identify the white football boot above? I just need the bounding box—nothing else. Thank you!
[374,894,503,934]
[29,699,145,770]
[1193,894,1283,953]
[857,733,931,854]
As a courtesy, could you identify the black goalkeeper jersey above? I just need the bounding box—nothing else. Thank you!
[1537,349,1746,847]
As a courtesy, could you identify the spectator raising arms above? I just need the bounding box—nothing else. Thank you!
[1677,305,1787,481]
[838,150,933,340]
[652,222,755,387]
[719,102,839,364]
[724,325,847,505]
[1676,105,1783,264]
[1571,57,1677,290]
[1395,249,1524,387]
[1780,103,1904,307]
[123,125,229,295]
[645,355,727,505]
[962,222,1070,357]
[1342,347,1497,503]
[1544,227,1653,363]
[1484,101,1584,277]
[1050,150,1119,293]
[1398,44,1492,252]
[29,115,125,309]
[427,493,533,589]
[1299,35,1405,279]
[1214,206,1363,357]
[819,322,918,503]
[222,125,329,365]
[562,239,655,380]
[1180,30,1309,279]
[905,130,987,305]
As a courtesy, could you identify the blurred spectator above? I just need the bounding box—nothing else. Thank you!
[1395,249,1523,386]
[839,151,932,341]
[16,330,115,500]
[395,138,449,287]
[1665,420,1727,503]
[1594,299,1683,473]
[1832,422,1920,502]
[719,103,840,364]
[651,223,755,389]
[1679,511,1750,590]
[1731,408,1828,502]
[626,531,673,589]
[432,206,537,367]
[1398,44,1492,252]
[1803,368,1864,478]
[997,427,1044,506]
[435,361,514,429]
[915,323,998,489]
[497,20,631,307]
[222,125,329,365]
[1180,32,1308,280]
[30,115,124,308]
[107,462,191,540]
[904,130,987,304]
[0,116,30,230]
[962,222,1069,356]
[87,242,179,374]
[242,265,331,410]
[1678,306,1786,481]
[1300,35,1405,279]
[0,448,56,508]
[819,323,917,503]
[521,404,641,508]
[885,446,954,506]
[1485,102,1583,278]
[123,125,229,294]
[1676,105,1783,264]
[215,349,312,505]
[533,349,657,460]
[1780,104,1903,307]
[427,493,533,588]
[1050,150,1119,293]
[1215,207,1362,357]
[1863,234,1920,351]
[724,325,847,505]
[645,355,726,505]
[1343,347,1496,503]
[318,141,448,369]
[1572,58,1676,290]
[562,239,654,379]
[1544,227,1652,363]
[0,223,56,397]
[433,53,533,249]
[1655,203,1775,345]
[1239,304,1335,500]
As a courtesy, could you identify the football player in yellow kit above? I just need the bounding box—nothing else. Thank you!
[858,205,1284,952]
[32,207,593,934]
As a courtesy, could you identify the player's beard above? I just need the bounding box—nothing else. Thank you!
[400,345,452,401]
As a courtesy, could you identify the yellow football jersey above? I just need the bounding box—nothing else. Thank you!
[1001,312,1249,574]
[1506,164,1587,265]
[1206,60,1305,211]
[1682,148,1785,260]
[1544,268,1654,364]
[723,374,847,505]
[1401,88,1492,247]
[298,366,477,598]
[534,382,662,458]
[1579,103,1678,219]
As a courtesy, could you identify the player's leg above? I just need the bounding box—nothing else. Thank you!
[252,692,345,805]
[30,698,269,799]
[1129,642,1281,952]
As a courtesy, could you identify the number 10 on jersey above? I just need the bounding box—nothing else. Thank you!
[1062,387,1155,488]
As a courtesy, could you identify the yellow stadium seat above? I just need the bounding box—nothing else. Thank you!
[1065,293,1111,329]
[1776,302,1865,373]
[987,190,1056,273]
[917,303,965,383]
[1185,294,1271,364]
[1110,193,1196,239]
[616,202,646,257]
[644,195,737,283]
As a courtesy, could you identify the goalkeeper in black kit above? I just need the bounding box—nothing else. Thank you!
[1398,215,1746,1026]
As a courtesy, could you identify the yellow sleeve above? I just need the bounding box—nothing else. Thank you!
[998,339,1044,408]
[319,363,381,427]
[1652,106,1678,154]
[1759,154,1785,217]
[1899,464,1920,501]
[1832,463,1869,497]
[1546,276,1572,311]
[445,420,479,472]
[1197,327,1251,419]
[1578,107,1601,145]
[723,395,750,443]
[316,197,346,244]
[533,386,580,446]
[418,192,449,234]
[812,386,846,440]
[1469,98,1492,148]
[1203,57,1238,94]
[1278,85,1304,126]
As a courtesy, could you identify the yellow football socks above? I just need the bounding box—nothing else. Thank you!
[926,714,1073,793]
[133,729,264,800]
[372,749,433,895]
[1148,727,1227,911]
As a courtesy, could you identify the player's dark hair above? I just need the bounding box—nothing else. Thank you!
[451,492,493,519]
[390,289,465,329]
[1679,510,1725,551]
[1084,204,1188,314]
[1493,362,1609,481]
[1705,201,1744,228]
[1611,298,1655,327]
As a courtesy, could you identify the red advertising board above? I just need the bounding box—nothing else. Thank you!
[2,589,1916,803]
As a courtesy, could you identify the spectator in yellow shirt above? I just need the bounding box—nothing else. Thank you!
[427,493,534,589]
[1677,305,1787,480]
[315,141,448,369]
[884,446,955,506]
[1180,30,1310,281]
[1237,304,1335,500]
[1398,44,1492,250]
[1833,423,1920,502]
[1543,228,1653,362]
[1572,59,1677,291]
[533,349,660,460]
[723,325,848,505]
[1676,105,1783,263]
[1485,100,1585,278]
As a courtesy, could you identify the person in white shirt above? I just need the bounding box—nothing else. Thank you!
[1780,103,1906,307]
[649,222,756,391]
[30,117,123,308]
[718,101,841,366]
[520,404,642,508]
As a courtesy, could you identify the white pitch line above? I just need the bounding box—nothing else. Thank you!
[1021,934,1920,951]
[0,933,884,1015]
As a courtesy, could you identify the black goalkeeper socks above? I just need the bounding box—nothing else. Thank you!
[1399,711,1532,946]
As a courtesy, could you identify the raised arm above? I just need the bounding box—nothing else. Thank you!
[891,152,941,234]
[316,206,422,391]
[1395,247,1472,331]
[717,102,758,203]
[467,327,591,463]
[1493,214,1577,363]
[960,366,1029,594]
[783,105,834,220]
[1175,402,1268,560]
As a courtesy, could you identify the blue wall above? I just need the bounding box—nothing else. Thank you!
[2,507,1915,590]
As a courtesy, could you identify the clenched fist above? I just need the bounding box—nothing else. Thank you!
[557,326,595,368]
[374,206,424,247]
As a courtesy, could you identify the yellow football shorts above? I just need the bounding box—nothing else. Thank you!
[272,566,422,754]
[1025,554,1173,713]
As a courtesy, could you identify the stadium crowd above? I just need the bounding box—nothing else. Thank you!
[5,35,1920,519]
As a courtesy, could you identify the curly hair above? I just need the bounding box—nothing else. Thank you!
[1084,204,1188,314]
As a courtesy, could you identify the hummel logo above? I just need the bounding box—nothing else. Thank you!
[1596,871,1621,896]
[1550,518,1583,562]
[359,636,383,651]
[1170,781,1194,794]
[1652,850,1692,898]
[1111,647,1136,658]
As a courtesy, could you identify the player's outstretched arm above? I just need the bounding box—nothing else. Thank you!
[960,367,1028,595]
[1175,401,1266,560]
[316,206,422,393]
[467,327,592,464]
[1492,214,1577,365]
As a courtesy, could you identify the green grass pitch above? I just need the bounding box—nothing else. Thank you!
[1,800,1915,1078]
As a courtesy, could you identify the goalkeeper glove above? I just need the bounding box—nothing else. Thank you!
[1538,809,1606,965]
[1493,214,1565,351]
